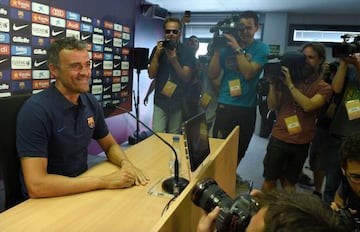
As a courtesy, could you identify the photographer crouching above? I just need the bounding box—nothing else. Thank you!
[208,11,269,180]
[261,43,333,192]
[194,178,347,232]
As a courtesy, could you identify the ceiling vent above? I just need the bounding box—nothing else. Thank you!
[141,4,168,20]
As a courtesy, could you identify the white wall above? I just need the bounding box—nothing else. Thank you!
[258,12,360,61]
[263,13,288,55]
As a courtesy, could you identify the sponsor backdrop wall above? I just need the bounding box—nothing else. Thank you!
[0,0,137,114]
[0,0,152,153]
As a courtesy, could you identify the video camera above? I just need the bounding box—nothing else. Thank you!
[332,34,360,58]
[263,51,306,83]
[210,15,243,48]
[191,177,259,232]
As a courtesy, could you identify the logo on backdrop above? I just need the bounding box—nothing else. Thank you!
[0,0,132,107]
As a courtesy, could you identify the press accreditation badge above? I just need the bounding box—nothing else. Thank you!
[345,99,360,120]
[228,79,242,96]
[284,115,302,135]
[200,92,211,109]
[161,80,177,97]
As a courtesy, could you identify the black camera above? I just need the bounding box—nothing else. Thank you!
[160,40,176,50]
[338,208,360,232]
[210,15,242,48]
[198,55,210,65]
[263,51,306,82]
[191,177,259,232]
[323,61,339,80]
[332,34,360,58]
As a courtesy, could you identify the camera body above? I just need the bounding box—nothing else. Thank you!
[338,208,360,232]
[263,51,306,83]
[160,40,176,50]
[191,178,259,232]
[332,34,360,58]
[210,15,242,48]
[198,55,211,65]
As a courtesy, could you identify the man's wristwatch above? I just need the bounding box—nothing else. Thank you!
[235,47,246,55]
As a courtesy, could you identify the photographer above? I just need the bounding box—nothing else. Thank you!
[197,190,346,232]
[331,131,360,231]
[182,35,202,120]
[208,11,269,176]
[148,17,196,133]
[261,43,333,192]
[324,52,360,204]
[307,61,340,198]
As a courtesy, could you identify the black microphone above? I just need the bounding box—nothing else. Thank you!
[106,103,189,196]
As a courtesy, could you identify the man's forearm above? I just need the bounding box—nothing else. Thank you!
[235,53,259,80]
[106,143,131,168]
[168,57,192,82]
[332,61,347,93]
[148,53,160,78]
[208,52,221,80]
[288,84,326,112]
[26,172,103,198]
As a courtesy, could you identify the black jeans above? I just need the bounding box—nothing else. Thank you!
[213,103,256,165]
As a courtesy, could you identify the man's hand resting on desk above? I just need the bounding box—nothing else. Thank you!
[120,159,150,186]
[100,169,138,188]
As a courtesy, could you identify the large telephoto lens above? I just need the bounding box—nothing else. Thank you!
[191,178,233,213]
[192,178,260,232]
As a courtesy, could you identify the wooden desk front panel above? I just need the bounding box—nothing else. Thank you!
[152,127,239,232]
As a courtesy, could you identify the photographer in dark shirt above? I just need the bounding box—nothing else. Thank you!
[197,190,346,232]
[331,131,360,231]
[148,17,196,133]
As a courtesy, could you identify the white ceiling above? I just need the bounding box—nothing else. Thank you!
[145,0,360,15]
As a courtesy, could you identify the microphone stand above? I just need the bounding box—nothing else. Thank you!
[134,68,141,143]
[109,104,189,195]
[128,68,150,144]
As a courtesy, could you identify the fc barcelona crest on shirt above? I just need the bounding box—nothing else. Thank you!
[87,116,95,129]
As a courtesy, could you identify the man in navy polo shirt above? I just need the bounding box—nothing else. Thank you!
[16,37,149,199]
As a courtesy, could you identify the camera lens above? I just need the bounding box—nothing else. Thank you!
[192,178,260,232]
[191,178,233,213]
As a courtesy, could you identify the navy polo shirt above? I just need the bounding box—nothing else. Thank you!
[16,84,108,177]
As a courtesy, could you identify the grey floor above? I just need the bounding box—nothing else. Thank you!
[0,134,314,213]
[236,133,314,195]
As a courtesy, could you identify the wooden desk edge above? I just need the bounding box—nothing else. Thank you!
[150,126,239,232]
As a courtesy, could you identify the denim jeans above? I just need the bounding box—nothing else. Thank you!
[323,135,343,205]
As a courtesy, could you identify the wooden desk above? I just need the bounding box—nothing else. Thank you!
[0,127,239,232]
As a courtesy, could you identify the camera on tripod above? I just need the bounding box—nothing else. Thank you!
[210,15,243,48]
[191,177,259,232]
[332,34,360,58]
